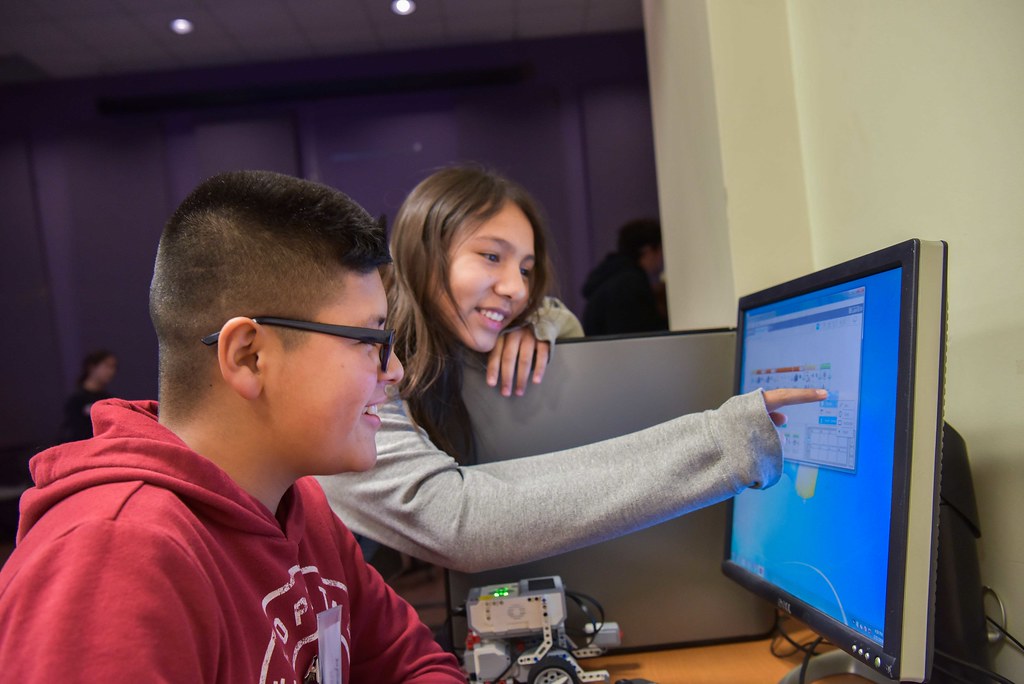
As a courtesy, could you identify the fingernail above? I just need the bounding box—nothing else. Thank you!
[817,389,828,398]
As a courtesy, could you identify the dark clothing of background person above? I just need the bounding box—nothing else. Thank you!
[581,252,669,336]
[59,388,110,442]
[58,348,118,443]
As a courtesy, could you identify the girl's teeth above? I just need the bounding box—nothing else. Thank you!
[365,405,379,416]
[481,310,505,322]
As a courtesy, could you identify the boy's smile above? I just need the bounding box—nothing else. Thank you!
[267,269,402,481]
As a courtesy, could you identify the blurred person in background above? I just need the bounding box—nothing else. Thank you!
[58,349,118,442]
[582,218,668,336]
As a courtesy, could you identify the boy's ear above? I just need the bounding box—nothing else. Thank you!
[215,317,266,401]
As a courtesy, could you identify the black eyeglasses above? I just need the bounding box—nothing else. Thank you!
[201,316,395,370]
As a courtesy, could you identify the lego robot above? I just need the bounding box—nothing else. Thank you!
[462,576,621,684]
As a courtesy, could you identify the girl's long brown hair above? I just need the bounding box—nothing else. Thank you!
[386,166,552,464]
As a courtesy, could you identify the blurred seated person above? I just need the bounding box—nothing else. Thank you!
[581,218,669,335]
[58,349,117,442]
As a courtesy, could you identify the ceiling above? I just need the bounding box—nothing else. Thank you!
[0,0,644,85]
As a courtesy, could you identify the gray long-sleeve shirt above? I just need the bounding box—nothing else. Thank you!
[317,389,780,573]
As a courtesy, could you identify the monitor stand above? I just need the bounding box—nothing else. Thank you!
[779,650,890,684]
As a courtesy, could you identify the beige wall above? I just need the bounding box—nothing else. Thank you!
[646,0,1024,680]
[643,0,737,329]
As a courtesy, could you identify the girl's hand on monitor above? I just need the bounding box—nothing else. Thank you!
[487,327,550,397]
[763,388,828,427]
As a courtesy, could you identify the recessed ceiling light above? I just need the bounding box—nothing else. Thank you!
[170,18,194,35]
[391,0,416,16]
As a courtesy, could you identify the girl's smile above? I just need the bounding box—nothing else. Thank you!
[440,202,536,353]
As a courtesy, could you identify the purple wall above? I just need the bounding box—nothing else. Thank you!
[0,32,658,452]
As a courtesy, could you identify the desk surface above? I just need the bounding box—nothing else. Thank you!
[586,633,868,684]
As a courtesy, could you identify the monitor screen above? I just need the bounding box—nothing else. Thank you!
[723,239,947,682]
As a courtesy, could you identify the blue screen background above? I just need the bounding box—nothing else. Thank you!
[731,267,902,645]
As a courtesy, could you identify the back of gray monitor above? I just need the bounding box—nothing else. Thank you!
[449,330,775,651]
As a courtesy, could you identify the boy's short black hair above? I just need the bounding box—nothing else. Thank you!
[616,218,662,262]
[150,170,389,413]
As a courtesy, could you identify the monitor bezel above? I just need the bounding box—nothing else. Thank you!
[722,238,948,682]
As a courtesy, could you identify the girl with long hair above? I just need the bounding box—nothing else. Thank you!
[318,165,822,573]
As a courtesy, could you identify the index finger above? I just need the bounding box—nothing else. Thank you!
[486,335,506,387]
[511,334,536,396]
[763,388,828,413]
[497,328,525,396]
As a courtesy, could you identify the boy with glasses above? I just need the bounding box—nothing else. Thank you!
[0,170,463,683]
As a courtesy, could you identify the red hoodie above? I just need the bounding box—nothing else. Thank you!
[0,399,463,683]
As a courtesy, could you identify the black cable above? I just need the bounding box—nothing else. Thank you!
[565,602,598,646]
[769,614,834,684]
[934,649,1018,684]
[565,590,606,625]
[771,621,810,659]
[770,635,802,658]
[988,615,1024,653]
[769,612,801,657]
[771,612,829,659]
[565,590,606,648]
[797,636,824,684]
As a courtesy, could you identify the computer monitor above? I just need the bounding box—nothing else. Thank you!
[723,239,948,682]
